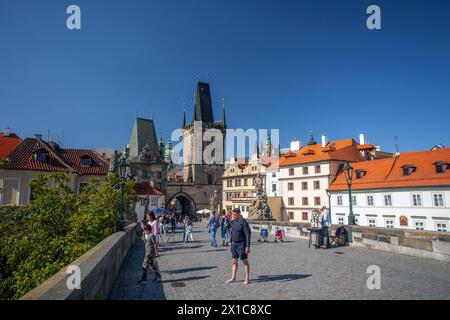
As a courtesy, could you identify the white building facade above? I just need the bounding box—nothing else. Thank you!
[328,148,450,232]
[330,187,450,231]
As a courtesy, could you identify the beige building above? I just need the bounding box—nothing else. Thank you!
[222,153,271,218]
[0,135,109,206]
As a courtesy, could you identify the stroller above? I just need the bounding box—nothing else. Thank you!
[274,227,285,243]
[257,226,269,242]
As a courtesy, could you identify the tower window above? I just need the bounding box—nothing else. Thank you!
[207,174,213,185]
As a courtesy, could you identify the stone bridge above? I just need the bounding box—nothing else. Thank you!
[21,222,450,300]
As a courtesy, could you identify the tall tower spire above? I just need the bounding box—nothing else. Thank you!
[221,98,227,128]
[182,102,186,128]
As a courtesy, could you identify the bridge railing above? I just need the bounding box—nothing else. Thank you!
[20,223,141,300]
[248,221,450,262]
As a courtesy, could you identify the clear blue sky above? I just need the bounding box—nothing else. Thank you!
[1,0,449,155]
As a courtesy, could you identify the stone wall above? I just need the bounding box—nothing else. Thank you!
[248,221,450,262]
[20,223,141,300]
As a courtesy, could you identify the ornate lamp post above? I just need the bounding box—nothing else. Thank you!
[117,152,129,231]
[344,161,356,225]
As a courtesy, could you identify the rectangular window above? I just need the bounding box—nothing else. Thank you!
[1,179,20,205]
[414,220,425,230]
[384,194,392,206]
[289,212,294,220]
[288,197,294,206]
[288,182,294,191]
[302,182,308,190]
[412,194,422,206]
[338,217,344,225]
[313,181,320,190]
[302,197,309,206]
[352,195,357,206]
[302,212,308,221]
[435,222,448,232]
[433,193,445,207]
[314,197,321,206]
[272,172,276,177]
[272,184,276,192]
[385,219,394,228]
[207,174,213,185]
[355,216,359,224]
[244,178,248,186]
[315,165,321,174]
[289,168,295,176]
[78,183,88,193]
[368,218,376,227]
[81,158,92,167]
[337,195,343,206]
[157,171,162,179]
[367,195,374,206]
[303,167,309,175]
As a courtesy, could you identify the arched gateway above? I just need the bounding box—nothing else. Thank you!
[166,192,196,217]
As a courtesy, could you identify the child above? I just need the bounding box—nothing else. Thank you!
[138,224,162,283]
[184,215,194,243]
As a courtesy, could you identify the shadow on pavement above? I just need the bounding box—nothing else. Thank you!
[160,245,203,251]
[251,274,312,283]
[163,275,210,283]
[165,266,217,274]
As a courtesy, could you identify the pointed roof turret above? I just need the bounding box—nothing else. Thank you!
[193,82,214,123]
[308,131,317,146]
[221,98,227,128]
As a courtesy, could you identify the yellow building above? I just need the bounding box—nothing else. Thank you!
[222,154,270,218]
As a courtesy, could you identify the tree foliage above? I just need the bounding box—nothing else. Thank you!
[0,172,136,299]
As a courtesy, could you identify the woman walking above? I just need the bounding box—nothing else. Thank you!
[184,215,194,243]
[147,211,160,257]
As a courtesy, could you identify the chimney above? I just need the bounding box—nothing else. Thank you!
[359,133,365,145]
[3,127,12,137]
[290,138,300,152]
[321,134,327,148]
[34,134,43,140]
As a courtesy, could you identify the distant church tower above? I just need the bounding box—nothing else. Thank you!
[182,81,227,185]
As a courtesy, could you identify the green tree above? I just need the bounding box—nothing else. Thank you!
[0,172,136,299]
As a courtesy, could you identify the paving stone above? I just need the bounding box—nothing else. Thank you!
[109,222,450,300]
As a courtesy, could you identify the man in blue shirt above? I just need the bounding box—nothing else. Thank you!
[206,211,220,247]
[225,208,251,285]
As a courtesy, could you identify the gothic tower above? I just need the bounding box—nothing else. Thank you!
[182,81,226,185]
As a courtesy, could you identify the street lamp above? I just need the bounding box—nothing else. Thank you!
[118,154,129,231]
[344,161,356,225]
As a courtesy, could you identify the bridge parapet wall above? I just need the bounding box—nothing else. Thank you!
[248,221,450,262]
[21,223,140,300]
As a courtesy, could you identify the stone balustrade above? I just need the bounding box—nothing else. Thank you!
[248,220,450,262]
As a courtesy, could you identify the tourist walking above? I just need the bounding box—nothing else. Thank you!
[206,210,220,247]
[184,215,194,243]
[147,211,160,256]
[138,224,162,283]
[226,208,251,285]
[170,214,177,233]
[321,206,331,249]
[220,210,230,246]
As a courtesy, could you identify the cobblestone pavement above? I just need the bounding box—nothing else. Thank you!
[109,222,450,300]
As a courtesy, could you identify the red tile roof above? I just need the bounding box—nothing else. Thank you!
[0,132,22,159]
[328,148,450,191]
[134,182,164,196]
[279,139,365,166]
[6,138,109,175]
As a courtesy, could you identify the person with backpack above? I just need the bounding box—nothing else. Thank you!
[206,210,220,247]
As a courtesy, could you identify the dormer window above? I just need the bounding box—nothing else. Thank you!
[402,165,416,176]
[34,150,49,163]
[355,170,367,179]
[81,157,92,167]
[434,161,449,174]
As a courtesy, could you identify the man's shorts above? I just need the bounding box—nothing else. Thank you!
[231,242,248,260]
